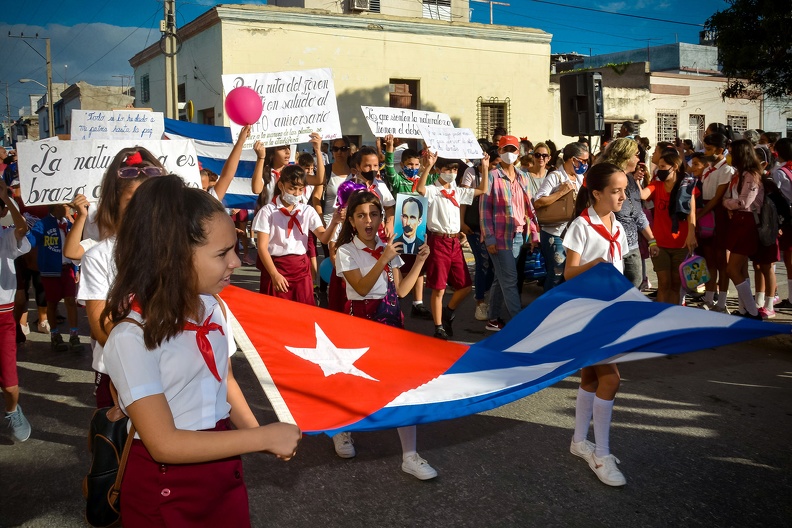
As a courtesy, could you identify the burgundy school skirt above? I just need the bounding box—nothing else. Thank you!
[120,418,250,528]
[259,253,313,306]
[713,205,731,251]
[752,239,780,265]
[725,211,759,257]
[346,298,383,320]
[306,231,317,258]
[328,269,348,313]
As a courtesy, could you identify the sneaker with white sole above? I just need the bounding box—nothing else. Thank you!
[570,439,596,462]
[20,323,30,336]
[5,405,31,442]
[474,302,489,321]
[589,453,626,486]
[401,453,438,480]
[37,320,50,333]
[332,432,356,458]
[758,307,776,319]
[485,319,504,332]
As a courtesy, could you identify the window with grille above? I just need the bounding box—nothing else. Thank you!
[689,114,705,149]
[477,97,510,141]
[423,0,451,21]
[369,0,381,12]
[656,111,678,143]
[140,75,150,103]
[727,114,748,136]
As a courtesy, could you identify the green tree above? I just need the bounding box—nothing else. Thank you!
[705,0,792,99]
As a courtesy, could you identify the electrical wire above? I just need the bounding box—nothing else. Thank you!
[526,0,705,27]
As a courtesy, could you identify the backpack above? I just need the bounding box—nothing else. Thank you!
[754,177,786,246]
[668,173,697,234]
[679,253,710,293]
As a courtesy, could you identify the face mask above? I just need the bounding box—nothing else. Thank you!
[403,167,420,179]
[280,193,301,206]
[501,152,519,165]
[360,170,377,182]
[655,169,671,181]
[439,172,455,183]
[574,160,588,175]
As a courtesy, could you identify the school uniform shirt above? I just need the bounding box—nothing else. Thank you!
[104,294,235,436]
[349,175,396,208]
[424,182,475,234]
[1,226,32,306]
[534,166,584,236]
[771,162,792,203]
[563,207,628,274]
[77,237,117,374]
[700,158,735,201]
[335,236,403,301]
[251,197,322,257]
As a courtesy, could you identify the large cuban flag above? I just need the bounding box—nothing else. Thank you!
[163,117,257,209]
[220,264,789,434]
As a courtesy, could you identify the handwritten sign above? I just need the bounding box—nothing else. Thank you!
[17,139,201,206]
[418,126,484,160]
[70,110,165,140]
[361,106,454,139]
[221,68,342,148]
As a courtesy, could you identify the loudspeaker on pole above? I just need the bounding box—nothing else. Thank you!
[560,72,605,137]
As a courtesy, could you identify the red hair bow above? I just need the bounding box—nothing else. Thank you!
[125,151,143,166]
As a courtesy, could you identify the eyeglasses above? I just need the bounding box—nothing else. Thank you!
[332,146,350,152]
[533,153,550,159]
[117,166,168,179]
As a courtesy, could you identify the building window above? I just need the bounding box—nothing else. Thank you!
[787,118,792,139]
[200,108,215,126]
[423,0,451,21]
[178,83,186,104]
[656,111,678,143]
[368,0,381,12]
[477,97,510,142]
[689,114,705,149]
[727,114,748,136]
[140,75,150,103]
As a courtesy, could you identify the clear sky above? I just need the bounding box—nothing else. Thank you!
[0,0,729,121]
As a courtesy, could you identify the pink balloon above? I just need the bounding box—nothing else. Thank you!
[224,86,263,126]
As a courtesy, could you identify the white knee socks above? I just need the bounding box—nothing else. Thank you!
[593,396,615,458]
[573,387,596,443]
[735,279,758,316]
[397,426,417,458]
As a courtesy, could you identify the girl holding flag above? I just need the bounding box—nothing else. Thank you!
[562,162,629,487]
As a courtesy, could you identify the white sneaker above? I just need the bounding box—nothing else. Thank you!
[401,453,438,480]
[570,439,596,462]
[589,453,626,486]
[332,432,356,458]
[474,302,489,321]
[37,320,50,333]
[20,323,30,336]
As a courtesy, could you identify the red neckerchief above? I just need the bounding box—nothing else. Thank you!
[130,299,223,382]
[702,158,725,181]
[440,188,459,207]
[410,178,419,193]
[57,219,68,234]
[580,208,622,261]
[362,245,390,274]
[278,206,303,237]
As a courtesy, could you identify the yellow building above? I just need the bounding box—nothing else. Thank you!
[129,3,553,146]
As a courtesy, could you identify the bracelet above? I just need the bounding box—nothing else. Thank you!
[648,239,657,247]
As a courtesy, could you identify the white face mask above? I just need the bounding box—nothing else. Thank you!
[439,172,455,183]
[280,193,301,206]
[501,152,519,165]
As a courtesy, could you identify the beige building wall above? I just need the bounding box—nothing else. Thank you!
[131,4,553,145]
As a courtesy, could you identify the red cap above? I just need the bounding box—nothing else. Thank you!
[498,135,519,149]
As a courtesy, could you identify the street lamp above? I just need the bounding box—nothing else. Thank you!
[19,77,54,138]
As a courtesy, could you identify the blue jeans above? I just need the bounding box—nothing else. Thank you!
[488,232,524,321]
[468,230,494,302]
[540,230,566,292]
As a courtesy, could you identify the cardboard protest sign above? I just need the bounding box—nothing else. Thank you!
[70,110,165,140]
[16,139,201,206]
[394,193,428,255]
[419,125,484,160]
[360,106,453,139]
[221,68,342,148]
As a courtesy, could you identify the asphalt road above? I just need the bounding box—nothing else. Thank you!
[1,259,791,528]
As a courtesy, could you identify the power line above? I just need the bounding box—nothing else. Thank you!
[526,0,705,27]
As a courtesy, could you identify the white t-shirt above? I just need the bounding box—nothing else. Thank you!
[77,237,117,373]
[82,208,101,244]
[563,207,628,274]
[322,172,348,226]
[104,295,234,436]
[336,236,403,301]
[423,182,475,234]
[0,227,31,305]
[535,166,583,236]
[251,198,323,257]
[700,158,735,201]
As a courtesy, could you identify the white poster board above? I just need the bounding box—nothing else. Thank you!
[16,139,201,206]
[221,68,342,148]
[70,110,165,140]
[360,106,454,139]
[418,126,484,160]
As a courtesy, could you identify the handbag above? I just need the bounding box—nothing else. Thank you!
[679,253,710,293]
[372,268,404,329]
[535,185,576,225]
[697,210,715,239]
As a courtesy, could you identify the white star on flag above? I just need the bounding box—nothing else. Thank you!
[285,323,378,381]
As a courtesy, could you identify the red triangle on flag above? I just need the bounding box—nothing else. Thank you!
[220,285,469,432]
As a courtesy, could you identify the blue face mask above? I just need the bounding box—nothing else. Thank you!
[403,167,420,179]
[574,159,588,175]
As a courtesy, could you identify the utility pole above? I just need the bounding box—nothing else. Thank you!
[470,0,510,25]
[162,0,179,119]
[9,33,55,138]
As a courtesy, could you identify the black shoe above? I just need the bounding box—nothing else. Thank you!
[442,307,455,337]
[69,335,84,352]
[15,324,26,345]
[737,311,763,321]
[410,303,432,319]
[433,327,449,340]
[51,333,69,352]
[776,299,792,309]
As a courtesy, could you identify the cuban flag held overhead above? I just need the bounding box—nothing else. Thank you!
[220,264,789,434]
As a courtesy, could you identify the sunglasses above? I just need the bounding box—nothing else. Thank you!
[117,166,168,179]
[533,153,550,159]
[332,146,350,152]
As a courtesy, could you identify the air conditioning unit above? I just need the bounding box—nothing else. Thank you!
[349,0,370,11]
